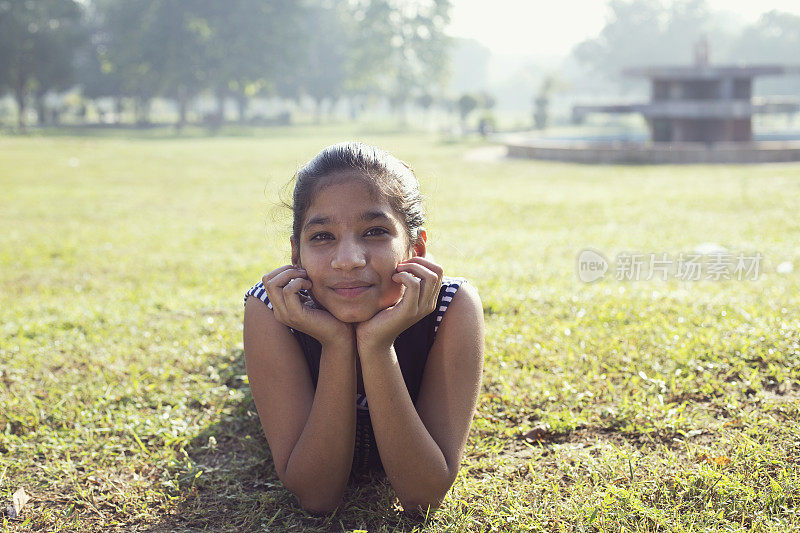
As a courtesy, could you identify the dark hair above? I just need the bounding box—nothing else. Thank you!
[290,142,425,248]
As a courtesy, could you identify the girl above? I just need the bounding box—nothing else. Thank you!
[243,142,484,514]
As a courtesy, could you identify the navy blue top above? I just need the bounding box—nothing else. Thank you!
[245,276,466,473]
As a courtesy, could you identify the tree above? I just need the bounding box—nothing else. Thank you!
[477,91,495,111]
[346,0,452,119]
[75,1,125,123]
[197,0,305,126]
[0,0,84,129]
[457,93,477,128]
[416,92,434,110]
[727,10,800,96]
[298,0,348,123]
[730,10,800,64]
[572,0,713,85]
[449,38,490,95]
[533,76,558,130]
[147,1,209,128]
[86,0,167,125]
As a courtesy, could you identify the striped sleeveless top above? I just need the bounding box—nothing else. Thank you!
[244,276,466,474]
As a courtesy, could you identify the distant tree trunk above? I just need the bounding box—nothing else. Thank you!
[348,96,360,121]
[314,98,323,124]
[396,101,407,126]
[328,97,339,120]
[390,95,408,126]
[235,94,248,124]
[534,96,549,130]
[176,86,188,131]
[14,80,27,131]
[134,97,151,126]
[216,88,226,124]
[36,92,47,126]
[115,97,124,125]
[77,101,86,124]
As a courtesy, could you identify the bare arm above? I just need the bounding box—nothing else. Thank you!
[243,270,358,513]
[358,282,484,511]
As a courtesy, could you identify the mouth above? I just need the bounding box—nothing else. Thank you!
[330,283,372,298]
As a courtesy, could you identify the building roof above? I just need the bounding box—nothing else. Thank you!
[572,97,800,120]
[623,65,800,80]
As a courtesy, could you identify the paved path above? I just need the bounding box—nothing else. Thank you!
[463,145,508,162]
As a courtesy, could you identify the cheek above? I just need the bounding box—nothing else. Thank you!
[382,281,403,304]
[378,266,404,307]
[298,251,324,281]
[300,265,326,303]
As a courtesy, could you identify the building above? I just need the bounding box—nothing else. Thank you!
[573,41,800,144]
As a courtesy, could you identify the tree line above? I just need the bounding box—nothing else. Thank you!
[0,0,452,130]
[4,0,799,132]
[574,1,800,90]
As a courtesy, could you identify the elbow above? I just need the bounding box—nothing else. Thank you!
[281,475,345,515]
[399,492,446,514]
[296,494,344,515]
[397,475,455,514]
[285,478,345,515]
[279,465,346,514]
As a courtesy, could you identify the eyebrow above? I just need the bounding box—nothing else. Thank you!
[303,215,331,231]
[361,210,393,223]
[303,210,393,232]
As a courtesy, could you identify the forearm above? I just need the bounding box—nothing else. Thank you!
[283,342,356,511]
[359,345,453,509]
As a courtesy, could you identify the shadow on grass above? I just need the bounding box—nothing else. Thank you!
[1,122,427,141]
[3,123,296,140]
[145,349,434,532]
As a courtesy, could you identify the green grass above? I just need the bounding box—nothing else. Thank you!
[1,125,799,532]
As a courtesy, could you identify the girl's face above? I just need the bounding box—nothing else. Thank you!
[291,175,425,323]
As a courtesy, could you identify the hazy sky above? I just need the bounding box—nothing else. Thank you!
[447,0,800,57]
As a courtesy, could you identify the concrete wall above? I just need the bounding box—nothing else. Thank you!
[505,141,800,164]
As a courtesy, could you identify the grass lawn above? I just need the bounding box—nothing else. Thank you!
[1,125,799,531]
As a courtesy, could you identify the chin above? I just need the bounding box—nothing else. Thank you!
[312,286,403,324]
[330,306,380,324]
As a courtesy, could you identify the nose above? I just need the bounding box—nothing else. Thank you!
[330,235,367,270]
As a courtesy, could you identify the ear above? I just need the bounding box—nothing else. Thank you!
[411,229,427,258]
[290,236,301,267]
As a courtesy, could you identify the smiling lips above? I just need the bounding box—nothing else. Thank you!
[330,282,372,298]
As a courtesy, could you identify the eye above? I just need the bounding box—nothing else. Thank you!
[364,227,389,237]
[309,232,334,242]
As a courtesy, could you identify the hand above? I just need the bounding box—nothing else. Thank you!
[355,257,444,353]
[262,265,354,349]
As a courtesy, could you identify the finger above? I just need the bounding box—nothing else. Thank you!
[265,267,308,289]
[395,262,439,308]
[399,256,444,278]
[263,265,298,284]
[396,261,437,280]
[263,275,288,320]
[283,277,312,318]
[392,271,422,312]
[263,268,305,316]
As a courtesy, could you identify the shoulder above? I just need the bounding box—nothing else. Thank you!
[435,278,483,343]
[243,280,300,350]
[243,290,292,347]
[434,276,480,336]
[244,280,273,309]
